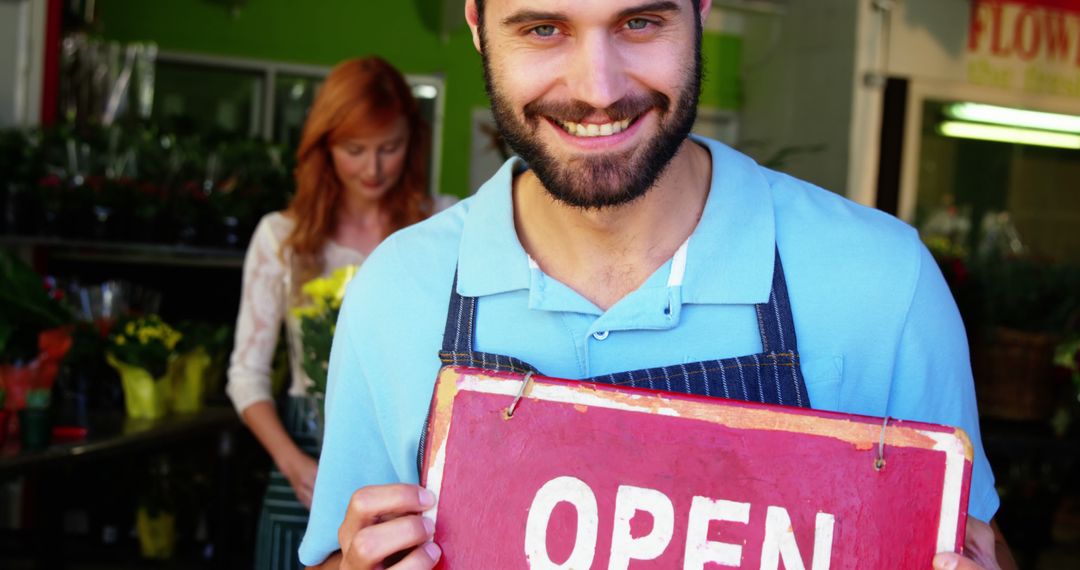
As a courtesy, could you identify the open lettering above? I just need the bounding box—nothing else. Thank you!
[524,477,836,570]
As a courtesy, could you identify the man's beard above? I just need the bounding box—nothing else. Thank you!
[483,46,702,210]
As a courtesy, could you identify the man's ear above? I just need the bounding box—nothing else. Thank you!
[698,0,712,29]
[465,0,483,54]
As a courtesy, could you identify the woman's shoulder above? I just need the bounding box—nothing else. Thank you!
[245,210,297,258]
[253,210,296,242]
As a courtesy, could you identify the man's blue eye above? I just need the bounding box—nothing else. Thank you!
[627,19,650,30]
[532,25,558,37]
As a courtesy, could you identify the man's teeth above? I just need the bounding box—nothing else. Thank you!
[558,119,632,137]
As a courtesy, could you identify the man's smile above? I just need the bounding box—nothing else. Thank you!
[554,116,633,137]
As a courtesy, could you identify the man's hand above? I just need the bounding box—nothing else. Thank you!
[336,484,441,570]
[933,517,1016,570]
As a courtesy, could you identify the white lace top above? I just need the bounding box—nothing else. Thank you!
[226,212,367,414]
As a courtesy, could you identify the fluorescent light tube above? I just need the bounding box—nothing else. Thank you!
[938,121,1080,149]
[945,103,1080,135]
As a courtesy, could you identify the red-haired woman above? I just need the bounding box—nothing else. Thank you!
[226,56,449,569]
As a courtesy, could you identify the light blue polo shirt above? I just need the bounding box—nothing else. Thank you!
[298,136,998,566]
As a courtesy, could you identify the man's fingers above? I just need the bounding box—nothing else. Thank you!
[344,515,434,568]
[389,542,442,570]
[338,485,436,552]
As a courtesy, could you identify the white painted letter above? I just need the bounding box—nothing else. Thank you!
[682,496,750,568]
[812,512,836,570]
[760,506,835,570]
[608,485,675,569]
[524,476,599,570]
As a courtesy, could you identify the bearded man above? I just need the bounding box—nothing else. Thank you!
[300,1,1011,569]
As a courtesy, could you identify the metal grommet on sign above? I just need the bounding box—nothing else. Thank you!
[505,371,535,419]
[874,416,889,471]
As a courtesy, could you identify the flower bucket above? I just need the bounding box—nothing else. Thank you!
[136,506,176,559]
[973,327,1060,421]
[170,348,210,414]
[18,408,52,451]
[106,354,171,420]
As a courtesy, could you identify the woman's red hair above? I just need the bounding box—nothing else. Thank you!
[282,56,431,286]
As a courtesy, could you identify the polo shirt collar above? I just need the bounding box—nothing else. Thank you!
[456,135,776,306]
[457,158,531,297]
[682,135,775,305]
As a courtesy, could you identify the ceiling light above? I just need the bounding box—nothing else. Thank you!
[938,121,1080,149]
[944,103,1080,134]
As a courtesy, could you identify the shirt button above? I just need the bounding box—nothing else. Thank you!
[592,331,610,341]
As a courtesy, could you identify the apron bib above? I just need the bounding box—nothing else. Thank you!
[421,250,811,472]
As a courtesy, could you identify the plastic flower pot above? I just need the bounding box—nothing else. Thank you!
[136,506,176,559]
[106,354,171,420]
[170,348,210,414]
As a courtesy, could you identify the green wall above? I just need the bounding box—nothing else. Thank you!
[97,0,740,196]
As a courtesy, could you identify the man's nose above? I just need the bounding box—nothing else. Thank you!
[566,31,627,113]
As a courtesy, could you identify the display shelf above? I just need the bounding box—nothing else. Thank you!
[0,235,246,268]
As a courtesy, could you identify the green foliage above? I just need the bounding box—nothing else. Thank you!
[0,252,73,363]
[0,123,293,245]
[972,257,1080,334]
[175,320,232,355]
[298,311,335,397]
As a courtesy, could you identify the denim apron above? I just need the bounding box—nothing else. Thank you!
[436,248,811,410]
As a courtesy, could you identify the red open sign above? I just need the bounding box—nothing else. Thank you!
[421,367,973,569]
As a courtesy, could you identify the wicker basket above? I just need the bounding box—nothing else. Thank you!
[972,327,1059,421]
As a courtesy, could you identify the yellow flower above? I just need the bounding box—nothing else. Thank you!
[302,276,335,303]
[330,265,358,303]
[296,265,358,319]
[115,336,127,346]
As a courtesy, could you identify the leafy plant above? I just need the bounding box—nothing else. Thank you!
[175,320,232,356]
[972,257,1080,334]
[0,252,73,364]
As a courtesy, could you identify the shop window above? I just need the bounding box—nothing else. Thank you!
[152,52,445,193]
[916,99,1080,265]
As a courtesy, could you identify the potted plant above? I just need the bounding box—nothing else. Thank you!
[106,315,183,419]
[292,265,358,442]
[0,252,73,409]
[967,256,1080,421]
[172,321,232,413]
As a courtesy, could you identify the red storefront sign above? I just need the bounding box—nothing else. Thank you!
[970,0,1080,62]
[421,367,973,569]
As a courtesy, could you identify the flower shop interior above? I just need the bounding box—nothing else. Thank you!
[1,0,1079,568]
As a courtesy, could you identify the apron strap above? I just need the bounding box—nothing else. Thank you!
[441,270,476,355]
[439,269,539,374]
[755,249,799,355]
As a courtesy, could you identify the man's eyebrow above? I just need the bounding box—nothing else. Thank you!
[500,1,682,27]
[616,1,681,20]
[501,10,569,27]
